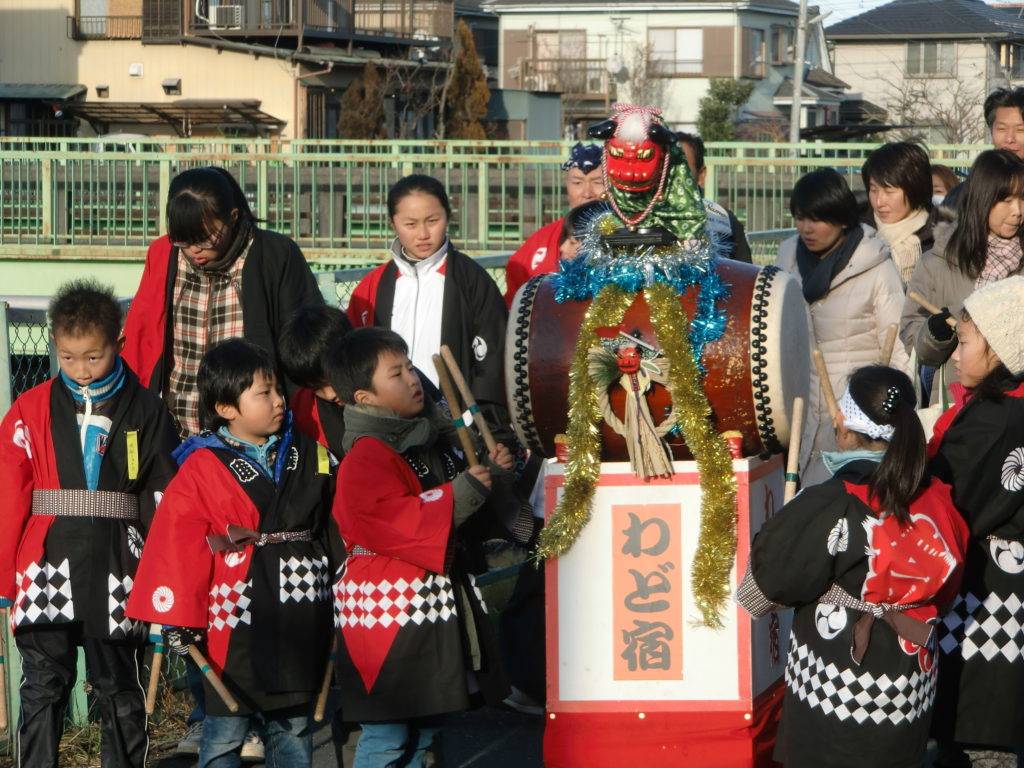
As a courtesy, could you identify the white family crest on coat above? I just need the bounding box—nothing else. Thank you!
[473,335,488,361]
[827,518,849,555]
[286,446,299,471]
[152,586,174,613]
[989,537,1024,574]
[229,458,259,483]
[126,526,144,559]
[13,419,32,459]
[1000,447,1024,492]
[224,551,247,568]
[419,489,443,503]
[815,604,848,639]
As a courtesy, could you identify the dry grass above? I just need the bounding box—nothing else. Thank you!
[0,651,193,767]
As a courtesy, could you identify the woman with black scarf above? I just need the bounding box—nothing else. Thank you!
[774,168,910,485]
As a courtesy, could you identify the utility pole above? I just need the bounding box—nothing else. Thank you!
[789,0,809,147]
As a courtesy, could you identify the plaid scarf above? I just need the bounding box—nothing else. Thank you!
[978,234,1024,288]
[166,237,252,437]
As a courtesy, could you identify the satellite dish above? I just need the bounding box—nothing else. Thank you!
[606,54,625,75]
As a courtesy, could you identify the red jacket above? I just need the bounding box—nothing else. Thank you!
[503,219,564,306]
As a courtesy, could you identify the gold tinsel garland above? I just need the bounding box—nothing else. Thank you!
[645,282,737,629]
[535,284,635,562]
[535,281,738,629]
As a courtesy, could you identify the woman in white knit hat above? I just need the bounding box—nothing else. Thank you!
[928,275,1024,768]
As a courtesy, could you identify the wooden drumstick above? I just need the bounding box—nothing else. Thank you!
[812,349,839,421]
[314,635,338,722]
[784,397,805,504]
[0,608,8,731]
[145,623,164,715]
[880,323,898,367]
[439,345,497,453]
[433,354,479,467]
[908,291,957,328]
[187,645,240,713]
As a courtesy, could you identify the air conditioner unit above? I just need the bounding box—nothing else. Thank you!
[210,4,243,29]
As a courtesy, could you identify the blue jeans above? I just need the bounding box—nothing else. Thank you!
[199,707,312,768]
[185,656,206,726]
[354,717,442,768]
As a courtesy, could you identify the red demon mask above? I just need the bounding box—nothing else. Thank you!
[616,345,641,374]
[589,105,677,196]
[605,139,664,192]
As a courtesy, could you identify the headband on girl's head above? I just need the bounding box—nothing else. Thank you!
[839,387,895,442]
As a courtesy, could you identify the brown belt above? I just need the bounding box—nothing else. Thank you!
[207,524,313,554]
[819,584,932,665]
[31,489,139,521]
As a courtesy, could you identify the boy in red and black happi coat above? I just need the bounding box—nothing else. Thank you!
[736,366,968,768]
[126,338,339,768]
[324,327,512,768]
[0,280,179,768]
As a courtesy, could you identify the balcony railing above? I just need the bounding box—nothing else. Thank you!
[189,0,452,40]
[521,58,611,99]
[67,15,143,40]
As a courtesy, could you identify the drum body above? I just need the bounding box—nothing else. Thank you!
[505,259,810,460]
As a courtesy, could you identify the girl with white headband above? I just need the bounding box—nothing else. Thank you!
[927,275,1024,768]
[736,365,968,768]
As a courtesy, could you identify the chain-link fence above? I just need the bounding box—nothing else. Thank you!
[1,306,53,415]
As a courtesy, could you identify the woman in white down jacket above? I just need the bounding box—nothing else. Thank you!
[775,168,910,485]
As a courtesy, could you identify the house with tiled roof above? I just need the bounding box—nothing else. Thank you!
[481,0,836,137]
[827,0,1024,142]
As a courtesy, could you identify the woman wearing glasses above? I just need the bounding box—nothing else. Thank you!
[122,166,322,441]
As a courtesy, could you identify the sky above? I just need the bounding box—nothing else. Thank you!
[817,0,900,25]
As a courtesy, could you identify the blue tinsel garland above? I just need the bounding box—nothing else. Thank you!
[551,218,730,373]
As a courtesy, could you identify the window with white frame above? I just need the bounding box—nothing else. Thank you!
[648,28,703,75]
[906,41,955,76]
[1001,42,1024,80]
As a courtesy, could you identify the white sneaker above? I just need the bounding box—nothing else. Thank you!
[176,721,203,756]
[502,686,544,716]
[241,730,265,763]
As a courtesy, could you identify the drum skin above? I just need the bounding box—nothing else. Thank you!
[505,259,810,461]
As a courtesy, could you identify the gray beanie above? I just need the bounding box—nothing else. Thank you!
[962,275,1024,376]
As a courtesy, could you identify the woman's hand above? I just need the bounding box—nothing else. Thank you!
[489,443,514,470]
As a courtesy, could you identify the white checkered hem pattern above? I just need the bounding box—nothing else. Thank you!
[468,573,488,615]
[338,574,458,629]
[108,573,139,637]
[939,591,1024,663]
[279,555,331,603]
[785,637,937,726]
[209,580,253,631]
[14,559,74,625]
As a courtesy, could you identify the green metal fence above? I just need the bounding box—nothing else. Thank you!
[0,139,988,269]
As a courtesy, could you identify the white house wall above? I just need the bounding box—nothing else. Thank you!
[497,6,824,130]
[0,0,299,136]
[832,39,992,138]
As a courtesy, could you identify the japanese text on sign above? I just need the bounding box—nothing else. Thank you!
[612,505,684,680]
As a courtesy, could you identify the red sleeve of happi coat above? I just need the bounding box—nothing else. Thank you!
[346,263,388,329]
[290,388,326,447]
[334,437,453,574]
[121,236,173,388]
[503,219,564,306]
[126,451,217,628]
[0,398,38,600]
